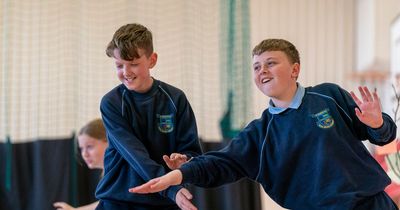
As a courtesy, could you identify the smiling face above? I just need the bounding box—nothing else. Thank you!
[252,50,300,107]
[113,48,157,93]
[78,134,108,169]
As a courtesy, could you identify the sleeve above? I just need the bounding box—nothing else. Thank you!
[336,85,397,145]
[100,96,181,201]
[179,120,263,188]
[173,93,203,158]
[366,113,397,146]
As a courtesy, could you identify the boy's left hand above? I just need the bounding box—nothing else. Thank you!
[163,153,189,170]
[129,169,183,193]
[350,86,383,128]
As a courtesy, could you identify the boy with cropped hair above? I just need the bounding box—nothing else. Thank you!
[131,39,398,210]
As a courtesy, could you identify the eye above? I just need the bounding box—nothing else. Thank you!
[253,65,261,72]
[116,64,123,69]
[267,61,276,67]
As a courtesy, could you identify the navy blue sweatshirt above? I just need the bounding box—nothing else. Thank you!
[96,79,202,207]
[180,83,397,210]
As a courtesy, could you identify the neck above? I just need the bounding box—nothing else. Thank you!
[271,83,298,108]
[137,77,154,93]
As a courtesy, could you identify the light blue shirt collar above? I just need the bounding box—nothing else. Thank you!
[268,84,305,114]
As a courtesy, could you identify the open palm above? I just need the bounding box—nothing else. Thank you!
[350,86,383,128]
[129,170,183,193]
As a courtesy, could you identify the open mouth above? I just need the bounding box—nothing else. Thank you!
[125,77,135,82]
[261,78,272,84]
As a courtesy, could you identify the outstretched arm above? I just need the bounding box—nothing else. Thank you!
[350,86,383,128]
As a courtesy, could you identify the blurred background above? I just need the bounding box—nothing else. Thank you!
[1,0,399,209]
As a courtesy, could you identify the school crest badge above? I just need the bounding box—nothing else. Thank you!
[312,109,334,129]
[157,114,174,133]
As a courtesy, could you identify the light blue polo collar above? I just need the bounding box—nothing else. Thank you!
[268,84,305,114]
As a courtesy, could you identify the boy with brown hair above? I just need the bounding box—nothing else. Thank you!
[96,23,202,210]
[131,39,398,210]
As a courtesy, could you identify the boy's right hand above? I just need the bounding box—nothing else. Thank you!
[176,188,198,210]
[163,153,189,170]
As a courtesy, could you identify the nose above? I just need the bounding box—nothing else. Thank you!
[262,64,269,71]
[81,149,88,158]
[257,65,268,75]
[122,66,129,75]
[122,66,134,78]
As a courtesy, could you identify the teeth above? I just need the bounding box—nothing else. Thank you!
[262,78,270,83]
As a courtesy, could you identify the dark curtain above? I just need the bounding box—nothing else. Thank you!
[0,137,100,210]
[0,138,261,210]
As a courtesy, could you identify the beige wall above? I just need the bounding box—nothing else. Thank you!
[356,0,400,71]
[376,0,400,66]
[250,0,355,120]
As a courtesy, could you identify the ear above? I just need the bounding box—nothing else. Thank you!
[291,63,300,80]
[149,53,158,68]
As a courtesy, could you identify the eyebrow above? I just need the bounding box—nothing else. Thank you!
[253,57,277,65]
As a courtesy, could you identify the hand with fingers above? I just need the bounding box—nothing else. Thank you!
[129,170,197,210]
[163,153,190,170]
[175,188,198,210]
[350,86,383,128]
[129,170,183,194]
[53,202,75,210]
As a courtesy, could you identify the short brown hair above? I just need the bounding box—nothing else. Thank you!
[252,39,300,64]
[106,23,153,60]
[79,118,106,142]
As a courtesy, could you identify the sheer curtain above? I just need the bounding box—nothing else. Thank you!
[0,0,224,143]
[0,2,258,210]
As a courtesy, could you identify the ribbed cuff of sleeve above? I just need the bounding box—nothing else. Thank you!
[368,121,388,138]
[367,118,397,146]
[179,164,196,184]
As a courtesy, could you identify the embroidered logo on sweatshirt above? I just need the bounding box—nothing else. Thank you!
[312,109,334,129]
[157,114,174,133]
